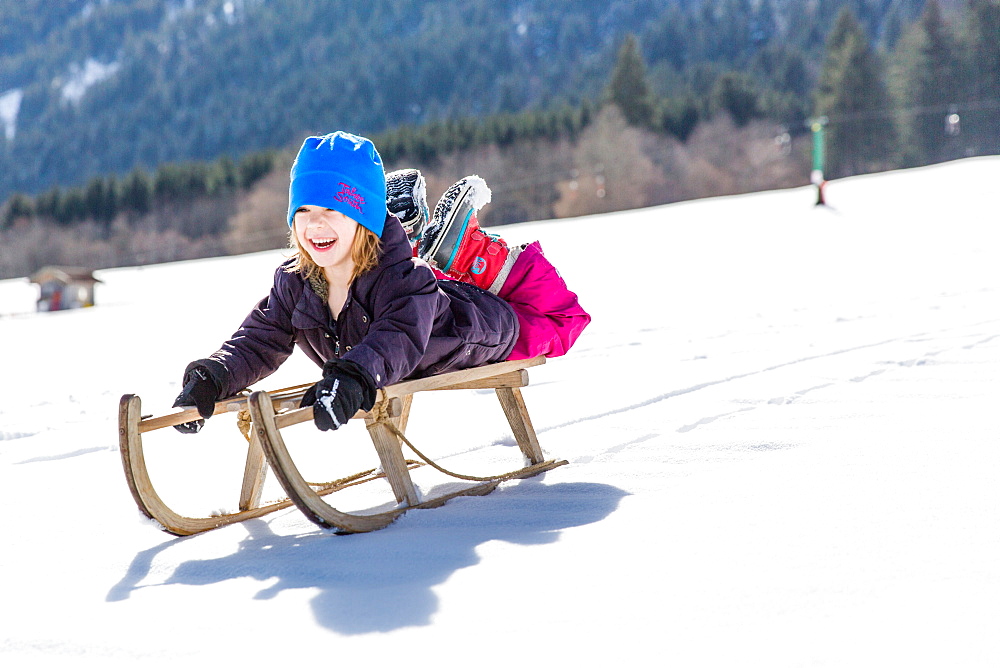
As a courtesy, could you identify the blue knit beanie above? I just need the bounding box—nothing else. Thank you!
[287,131,387,236]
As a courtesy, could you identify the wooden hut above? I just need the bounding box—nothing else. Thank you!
[29,266,101,312]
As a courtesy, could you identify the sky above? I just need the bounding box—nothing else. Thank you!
[1,156,998,666]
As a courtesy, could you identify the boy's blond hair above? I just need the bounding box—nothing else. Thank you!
[286,224,382,285]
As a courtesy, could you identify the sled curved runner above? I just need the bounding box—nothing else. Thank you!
[118,388,409,535]
[119,356,566,535]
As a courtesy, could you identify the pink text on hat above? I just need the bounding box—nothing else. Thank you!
[334,182,365,213]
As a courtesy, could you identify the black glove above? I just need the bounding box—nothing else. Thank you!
[300,359,377,432]
[172,361,225,434]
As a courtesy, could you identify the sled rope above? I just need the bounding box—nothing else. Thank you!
[309,467,377,491]
[237,409,253,442]
[367,401,528,483]
[241,405,425,489]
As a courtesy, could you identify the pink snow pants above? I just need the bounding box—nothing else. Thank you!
[433,240,590,359]
[497,241,591,360]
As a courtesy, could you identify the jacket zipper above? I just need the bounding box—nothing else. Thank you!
[326,306,341,358]
[327,297,352,358]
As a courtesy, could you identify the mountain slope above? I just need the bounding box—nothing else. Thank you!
[0,0,930,202]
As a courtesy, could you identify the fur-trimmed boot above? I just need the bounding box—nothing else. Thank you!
[385,168,429,252]
[418,176,520,294]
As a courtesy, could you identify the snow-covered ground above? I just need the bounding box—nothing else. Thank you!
[1,157,998,666]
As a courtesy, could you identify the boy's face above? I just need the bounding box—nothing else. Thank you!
[293,205,359,277]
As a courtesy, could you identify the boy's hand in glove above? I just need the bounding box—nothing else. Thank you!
[172,361,226,434]
[300,359,377,432]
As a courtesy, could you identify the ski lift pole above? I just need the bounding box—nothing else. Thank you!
[810,116,828,206]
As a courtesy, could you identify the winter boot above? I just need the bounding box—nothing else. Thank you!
[385,168,429,251]
[419,176,518,293]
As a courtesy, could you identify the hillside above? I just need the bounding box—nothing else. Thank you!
[0,109,813,280]
[0,0,934,202]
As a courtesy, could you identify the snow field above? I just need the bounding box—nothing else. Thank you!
[1,156,999,666]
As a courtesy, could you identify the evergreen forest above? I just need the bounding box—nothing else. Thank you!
[1,0,998,280]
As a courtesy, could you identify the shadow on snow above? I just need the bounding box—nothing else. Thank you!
[107,479,627,634]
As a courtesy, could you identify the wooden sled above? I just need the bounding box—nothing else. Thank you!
[119,356,566,535]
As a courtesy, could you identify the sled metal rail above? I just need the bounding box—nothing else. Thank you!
[119,356,565,535]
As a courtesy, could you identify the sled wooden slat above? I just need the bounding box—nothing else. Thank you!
[138,394,391,434]
[119,355,565,535]
[381,356,546,399]
[238,425,269,511]
[424,369,528,391]
[137,400,246,433]
[271,396,403,431]
[495,386,544,464]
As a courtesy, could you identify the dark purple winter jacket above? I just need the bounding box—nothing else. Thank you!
[205,215,518,396]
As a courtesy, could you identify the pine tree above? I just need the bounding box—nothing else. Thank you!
[711,71,760,127]
[643,5,692,70]
[2,193,33,229]
[84,176,118,224]
[893,0,963,164]
[657,97,699,141]
[815,8,863,105]
[815,8,899,178]
[55,188,86,226]
[34,188,62,221]
[605,34,654,128]
[236,151,276,189]
[120,168,152,216]
[962,0,1000,154]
